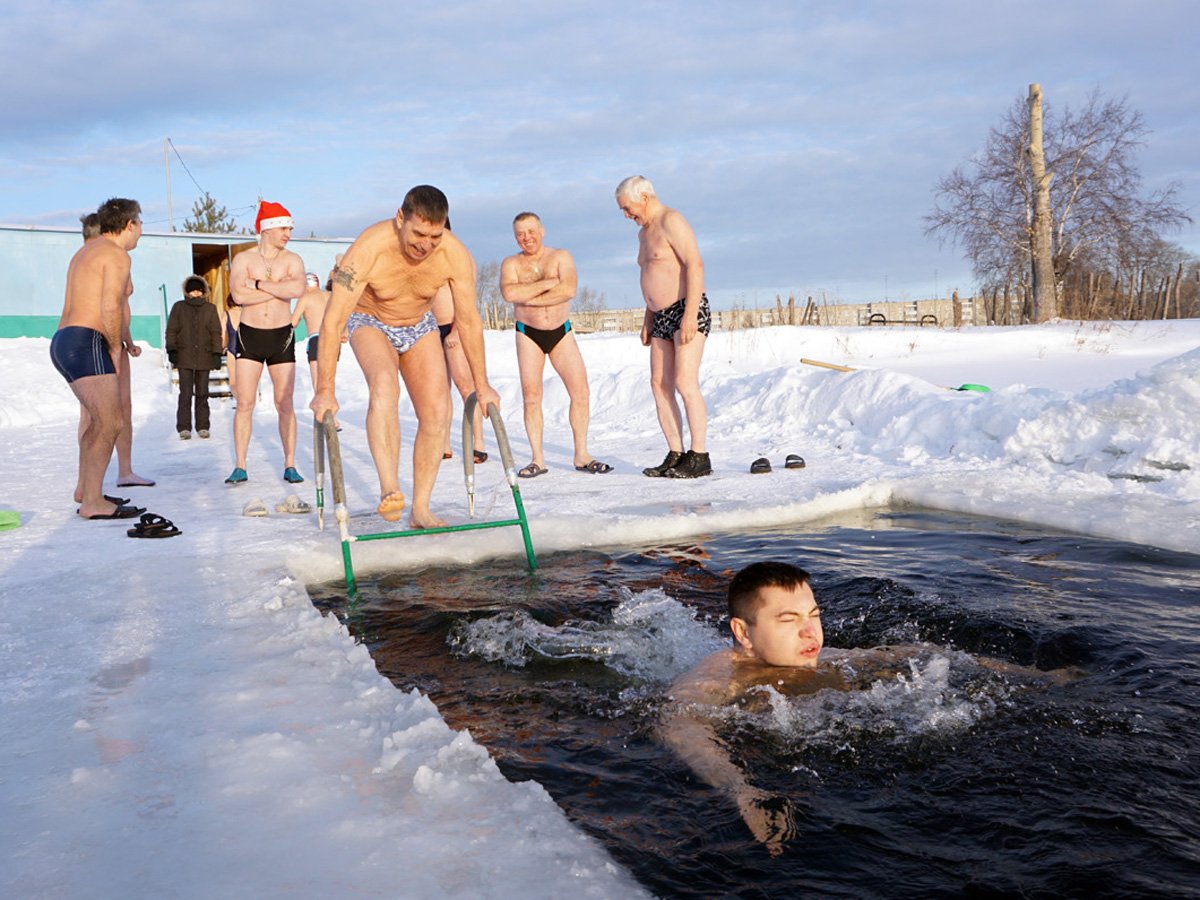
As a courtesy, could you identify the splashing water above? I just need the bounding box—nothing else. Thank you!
[449,587,730,683]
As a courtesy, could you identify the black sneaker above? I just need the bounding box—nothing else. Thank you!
[643,450,684,477]
[666,450,712,479]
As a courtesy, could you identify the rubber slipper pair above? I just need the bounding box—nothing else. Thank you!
[518,463,548,478]
[750,454,806,474]
[575,460,613,474]
[127,513,181,539]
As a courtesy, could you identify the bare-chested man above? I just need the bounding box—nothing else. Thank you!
[226,200,306,485]
[310,185,500,528]
[72,212,154,504]
[51,198,146,519]
[615,175,711,479]
[500,212,609,478]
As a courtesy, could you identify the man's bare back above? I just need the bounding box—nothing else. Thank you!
[60,237,130,358]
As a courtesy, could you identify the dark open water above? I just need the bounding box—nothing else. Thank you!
[310,508,1200,899]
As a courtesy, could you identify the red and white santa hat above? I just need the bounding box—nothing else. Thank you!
[255,200,293,233]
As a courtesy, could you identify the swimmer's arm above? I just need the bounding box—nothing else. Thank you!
[228,253,264,307]
[101,253,130,368]
[659,707,796,855]
[974,655,1085,685]
[256,257,306,302]
[662,210,704,313]
[314,257,368,397]
[448,249,498,409]
[499,255,559,305]
[289,294,307,328]
[525,250,578,307]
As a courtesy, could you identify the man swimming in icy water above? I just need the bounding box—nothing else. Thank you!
[660,561,1074,856]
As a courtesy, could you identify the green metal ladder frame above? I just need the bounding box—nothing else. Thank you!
[313,395,537,599]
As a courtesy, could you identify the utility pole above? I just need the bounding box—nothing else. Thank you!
[164,138,173,231]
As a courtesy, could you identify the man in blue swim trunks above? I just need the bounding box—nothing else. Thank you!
[615,176,712,479]
[50,198,145,519]
[500,212,608,477]
[310,185,500,528]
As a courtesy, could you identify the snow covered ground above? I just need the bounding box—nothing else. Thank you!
[2,319,1198,897]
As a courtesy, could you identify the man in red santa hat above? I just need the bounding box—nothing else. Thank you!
[225,200,307,486]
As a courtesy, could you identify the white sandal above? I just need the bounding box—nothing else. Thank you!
[242,498,269,517]
[274,494,312,514]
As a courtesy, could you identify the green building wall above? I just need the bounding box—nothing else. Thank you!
[0,225,352,347]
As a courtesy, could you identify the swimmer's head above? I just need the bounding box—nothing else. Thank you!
[305,272,320,288]
[400,185,449,227]
[97,198,142,237]
[80,212,101,241]
[727,562,823,668]
[256,200,293,234]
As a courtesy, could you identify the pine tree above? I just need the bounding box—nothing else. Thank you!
[180,192,239,233]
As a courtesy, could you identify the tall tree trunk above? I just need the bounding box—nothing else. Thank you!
[1027,84,1058,321]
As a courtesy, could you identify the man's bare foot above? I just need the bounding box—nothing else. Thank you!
[409,509,448,530]
[76,498,120,519]
[117,473,156,487]
[377,490,406,522]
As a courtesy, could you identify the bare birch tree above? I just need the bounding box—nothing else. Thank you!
[926,86,1190,318]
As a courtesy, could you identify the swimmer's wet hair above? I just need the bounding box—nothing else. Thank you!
[728,561,812,624]
[401,185,449,225]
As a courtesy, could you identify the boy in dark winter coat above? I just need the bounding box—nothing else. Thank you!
[166,275,223,438]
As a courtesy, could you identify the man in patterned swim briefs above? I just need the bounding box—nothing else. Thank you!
[615,175,712,479]
[310,185,500,528]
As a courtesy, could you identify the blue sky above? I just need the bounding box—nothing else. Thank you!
[2,0,1196,309]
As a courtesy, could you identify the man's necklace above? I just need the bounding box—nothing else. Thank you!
[258,247,277,279]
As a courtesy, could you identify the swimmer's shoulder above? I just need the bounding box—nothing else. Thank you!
[668,649,739,706]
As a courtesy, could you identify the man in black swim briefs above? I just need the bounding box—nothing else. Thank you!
[226,200,308,485]
[500,212,609,477]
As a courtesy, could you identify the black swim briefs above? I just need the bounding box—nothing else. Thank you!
[650,294,712,341]
[438,322,453,343]
[515,320,573,355]
[236,323,295,366]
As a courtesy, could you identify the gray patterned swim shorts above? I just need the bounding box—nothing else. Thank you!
[650,294,712,341]
[346,310,438,354]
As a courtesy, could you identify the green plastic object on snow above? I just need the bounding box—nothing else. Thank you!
[955,383,991,393]
[0,510,21,531]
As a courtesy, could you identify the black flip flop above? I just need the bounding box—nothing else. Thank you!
[104,494,131,506]
[84,503,145,520]
[518,463,548,478]
[127,513,182,539]
[574,460,612,474]
[785,454,806,469]
[473,450,489,464]
[750,457,772,474]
